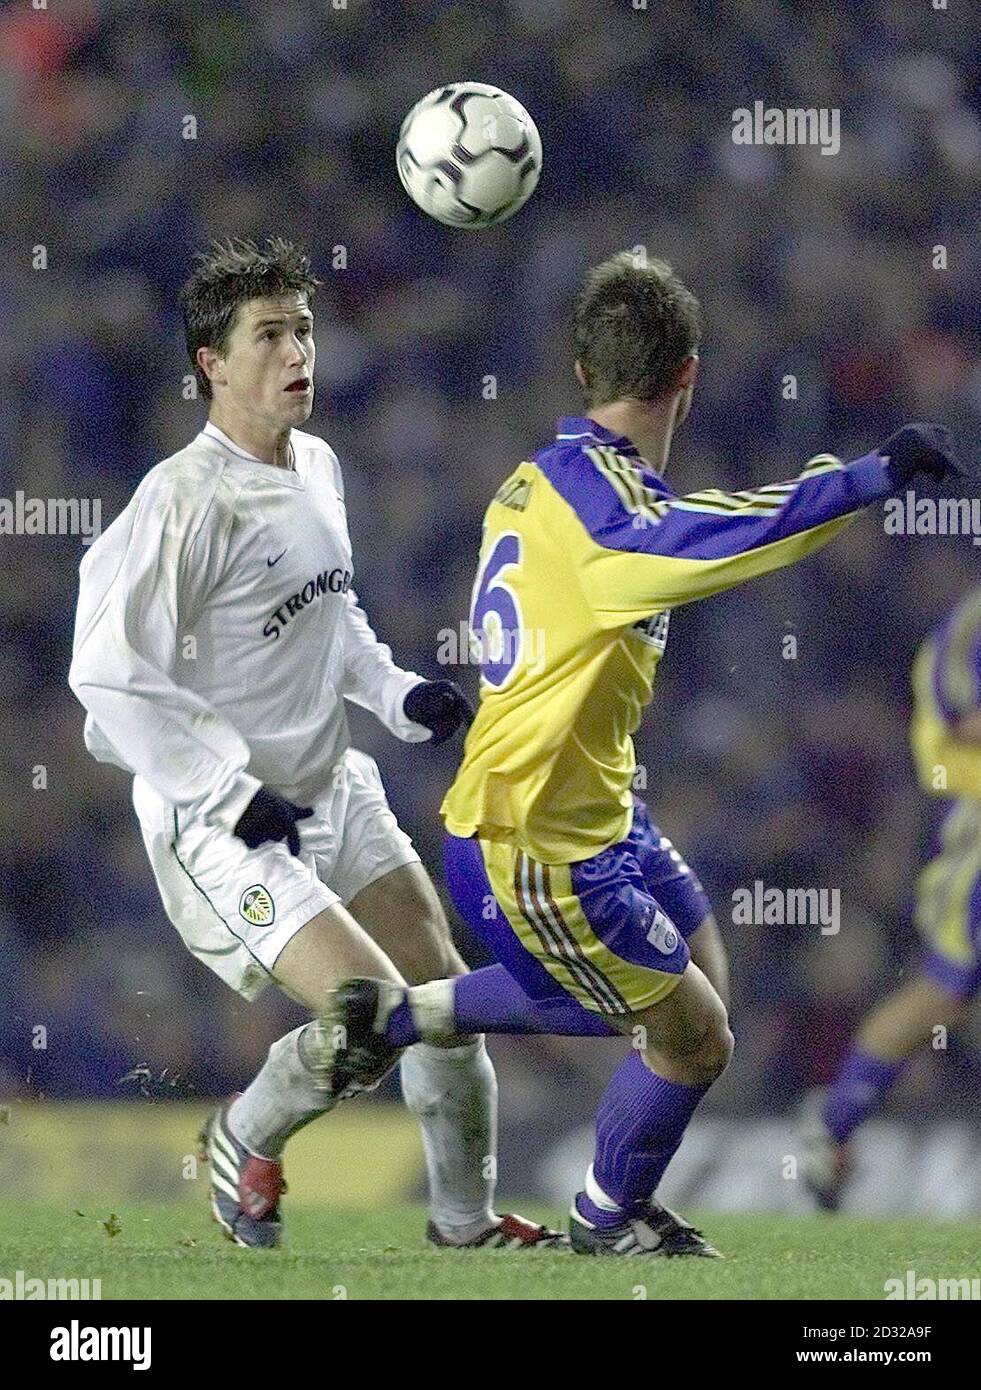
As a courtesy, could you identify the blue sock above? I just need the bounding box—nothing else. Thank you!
[385,998,420,1049]
[823,1046,905,1143]
[453,966,617,1037]
[575,1051,711,1229]
[384,964,618,1047]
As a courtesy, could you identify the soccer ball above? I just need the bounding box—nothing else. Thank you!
[396,82,542,229]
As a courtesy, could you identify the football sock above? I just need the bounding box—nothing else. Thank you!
[400,1038,498,1232]
[574,1051,711,1229]
[454,965,618,1037]
[384,964,618,1046]
[228,1021,334,1159]
[822,1046,906,1143]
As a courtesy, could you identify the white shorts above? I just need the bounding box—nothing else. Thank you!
[133,747,419,1001]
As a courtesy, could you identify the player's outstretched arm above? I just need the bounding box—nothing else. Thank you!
[578,423,962,624]
[68,474,260,830]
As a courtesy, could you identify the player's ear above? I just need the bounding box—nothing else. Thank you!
[677,354,699,390]
[196,345,225,391]
[573,359,587,389]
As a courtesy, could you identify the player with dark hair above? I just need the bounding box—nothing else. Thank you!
[799,586,981,1209]
[325,250,965,1257]
[69,236,562,1252]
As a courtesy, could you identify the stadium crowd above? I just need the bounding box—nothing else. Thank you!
[1,0,979,1138]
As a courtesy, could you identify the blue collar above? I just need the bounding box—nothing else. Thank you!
[555,415,639,457]
[554,415,675,492]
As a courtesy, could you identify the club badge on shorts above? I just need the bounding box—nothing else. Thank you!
[240,884,275,927]
[645,907,678,955]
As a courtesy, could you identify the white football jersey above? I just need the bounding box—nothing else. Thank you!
[69,423,428,831]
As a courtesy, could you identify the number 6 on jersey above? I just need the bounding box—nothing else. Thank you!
[469,533,524,688]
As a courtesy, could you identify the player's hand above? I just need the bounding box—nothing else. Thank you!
[233,787,313,857]
[404,679,475,745]
[878,423,962,488]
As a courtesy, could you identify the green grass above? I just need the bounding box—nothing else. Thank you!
[1,1199,979,1300]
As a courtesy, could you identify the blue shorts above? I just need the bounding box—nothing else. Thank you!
[443,800,713,1016]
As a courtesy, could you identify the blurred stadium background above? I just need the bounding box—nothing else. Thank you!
[1,0,979,1215]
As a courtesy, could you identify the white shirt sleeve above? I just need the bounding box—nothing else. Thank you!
[68,469,261,829]
[341,588,431,741]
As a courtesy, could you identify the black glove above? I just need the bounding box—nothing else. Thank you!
[404,679,475,746]
[233,787,313,857]
[878,423,962,488]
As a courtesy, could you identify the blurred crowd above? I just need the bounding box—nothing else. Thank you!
[1,0,979,1130]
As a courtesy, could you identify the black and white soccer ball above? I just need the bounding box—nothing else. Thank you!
[396,82,542,229]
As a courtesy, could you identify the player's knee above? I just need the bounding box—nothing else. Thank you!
[679,1022,732,1081]
[648,1013,733,1083]
[701,1020,734,1079]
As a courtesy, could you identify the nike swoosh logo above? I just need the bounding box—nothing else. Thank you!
[267,549,288,567]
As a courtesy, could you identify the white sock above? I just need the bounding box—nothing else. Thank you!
[229,1022,334,1159]
[585,1164,622,1212]
[405,978,456,1041]
[400,1037,498,1233]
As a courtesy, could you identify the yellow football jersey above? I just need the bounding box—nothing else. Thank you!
[910,587,981,802]
[442,415,894,863]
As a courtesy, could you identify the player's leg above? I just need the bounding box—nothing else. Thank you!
[382,828,618,1040]
[797,974,972,1211]
[626,799,730,1009]
[140,772,433,1245]
[475,836,730,1254]
[228,887,410,1139]
[232,760,452,1155]
[799,803,981,1209]
[327,752,562,1249]
[686,914,729,1011]
[270,898,405,1009]
[853,974,970,1062]
[568,961,730,1256]
[328,826,616,1047]
[344,861,498,1243]
[330,824,712,1051]
[381,808,728,1043]
[800,969,976,1205]
[325,831,731,1253]
[346,858,466,984]
[198,904,408,1248]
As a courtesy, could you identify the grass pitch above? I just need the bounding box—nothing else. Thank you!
[1,1199,977,1300]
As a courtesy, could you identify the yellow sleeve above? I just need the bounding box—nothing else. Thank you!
[569,450,891,627]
